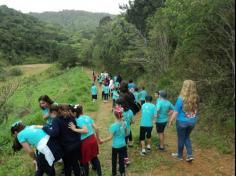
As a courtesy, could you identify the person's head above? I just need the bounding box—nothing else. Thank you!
[180,80,199,113]
[49,104,59,118]
[38,95,54,110]
[11,121,25,152]
[134,87,139,92]
[114,106,123,121]
[142,87,145,90]
[154,91,160,98]
[58,104,71,118]
[116,98,128,111]
[70,104,83,118]
[129,79,133,83]
[145,95,153,103]
[159,90,167,99]
[120,81,128,93]
[92,83,95,86]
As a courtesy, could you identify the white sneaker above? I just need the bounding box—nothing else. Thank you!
[171,153,183,161]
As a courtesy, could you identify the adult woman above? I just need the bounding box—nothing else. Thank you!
[11,121,63,176]
[169,80,199,162]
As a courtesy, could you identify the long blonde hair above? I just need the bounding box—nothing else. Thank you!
[180,80,199,113]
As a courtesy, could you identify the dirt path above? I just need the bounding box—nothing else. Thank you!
[84,69,235,176]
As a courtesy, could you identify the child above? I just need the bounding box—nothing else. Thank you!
[103,83,110,103]
[91,83,98,102]
[112,87,119,111]
[11,121,63,176]
[36,104,82,176]
[140,96,157,156]
[101,106,128,176]
[139,87,148,105]
[156,90,174,150]
[69,105,102,176]
[38,95,56,126]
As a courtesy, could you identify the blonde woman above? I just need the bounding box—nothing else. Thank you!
[169,80,199,162]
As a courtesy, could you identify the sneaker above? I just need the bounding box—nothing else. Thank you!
[140,151,146,156]
[186,157,194,162]
[171,153,183,161]
[146,145,151,152]
[157,144,165,151]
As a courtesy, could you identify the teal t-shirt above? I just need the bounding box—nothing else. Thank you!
[156,99,175,123]
[17,126,47,147]
[133,91,139,102]
[76,115,94,140]
[114,82,120,88]
[139,90,147,101]
[140,102,157,127]
[42,108,53,126]
[123,110,134,135]
[109,121,127,148]
[91,85,97,95]
[103,86,109,94]
[112,90,119,100]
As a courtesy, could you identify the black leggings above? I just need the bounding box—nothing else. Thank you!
[35,153,55,176]
[82,157,102,176]
[63,143,81,176]
[112,147,126,176]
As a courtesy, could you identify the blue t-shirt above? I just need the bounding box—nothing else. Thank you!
[175,97,198,124]
[156,98,161,105]
[112,90,119,100]
[109,121,127,148]
[133,92,139,102]
[17,126,47,147]
[103,86,109,94]
[76,115,94,140]
[140,103,157,127]
[156,99,175,123]
[139,90,147,101]
[42,108,53,126]
[123,109,134,135]
[91,85,97,95]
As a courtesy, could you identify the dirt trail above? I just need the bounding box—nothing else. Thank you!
[84,69,235,176]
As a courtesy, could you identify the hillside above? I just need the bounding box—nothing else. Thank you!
[0,5,67,65]
[30,10,114,33]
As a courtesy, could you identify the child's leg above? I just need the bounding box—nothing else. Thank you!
[91,157,102,176]
[118,147,126,175]
[112,148,118,176]
[81,163,89,176]
[36,153,55,176]
[128,130,133,146]
[139,127,146,152]
[146,127,153,149]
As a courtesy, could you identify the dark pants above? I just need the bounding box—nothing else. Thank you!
[82,157,102,176]
[63,142,81,176]
[35,153,55,176]
[112,146,126,176]
[176,121,195,158]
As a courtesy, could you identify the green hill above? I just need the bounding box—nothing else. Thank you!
[0,5,67,65]
[30,10,114,33]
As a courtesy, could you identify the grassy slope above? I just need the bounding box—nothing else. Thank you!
[0,65,98,176]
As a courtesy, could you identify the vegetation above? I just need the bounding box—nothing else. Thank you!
[30,10,113,34]
[0,65,98,175]
[90,0,235,152]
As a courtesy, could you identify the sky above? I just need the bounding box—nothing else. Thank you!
[0,0,130,14]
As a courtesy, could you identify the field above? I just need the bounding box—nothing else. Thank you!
[0,65,234,176]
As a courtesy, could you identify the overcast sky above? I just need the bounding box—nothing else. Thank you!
[0,0,130,14]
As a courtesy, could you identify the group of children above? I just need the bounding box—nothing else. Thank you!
[11,73,177,176]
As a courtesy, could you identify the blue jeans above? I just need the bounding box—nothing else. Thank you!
[176,121,195,158]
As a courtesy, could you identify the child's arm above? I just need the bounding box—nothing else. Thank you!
[92,123,101,142]
[21,142,36,160]
[168,111,178,127]
[68,122,88,134]
[100,134,113,144]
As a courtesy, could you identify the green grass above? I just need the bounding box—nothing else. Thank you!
[0,65,98,176]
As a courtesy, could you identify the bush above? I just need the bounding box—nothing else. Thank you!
[8,68,23,76]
